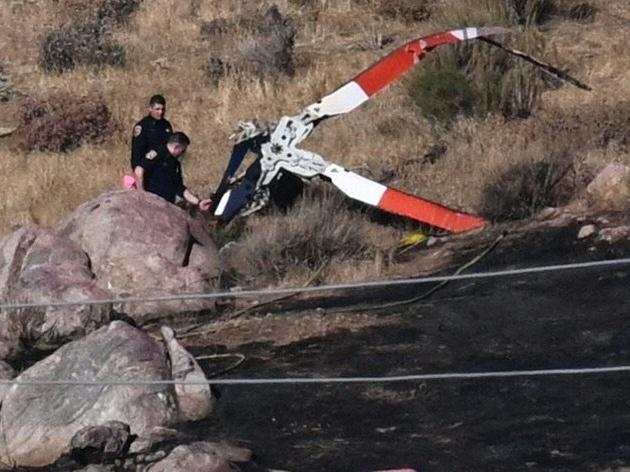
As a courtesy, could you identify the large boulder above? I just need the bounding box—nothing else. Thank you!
[586,163,630,209]
[57,191,223,322]
[147,441,252,472]
[0,226,114,360]
[0,321,214,468]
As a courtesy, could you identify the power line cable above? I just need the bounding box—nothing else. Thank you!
[2,365,630,386]
[1,257,629,310]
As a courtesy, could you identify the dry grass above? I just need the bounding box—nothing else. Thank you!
[222,185,399,286]
[0,0,629,284]
[184,311,397,349]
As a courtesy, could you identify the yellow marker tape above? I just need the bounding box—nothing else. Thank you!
[399,232,428,247]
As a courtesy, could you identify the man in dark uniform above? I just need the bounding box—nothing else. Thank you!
[130,94,172,171]
[134,132,212,211]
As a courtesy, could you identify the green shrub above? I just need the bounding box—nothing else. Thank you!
[407,64,477,122]
[407,0,554,122]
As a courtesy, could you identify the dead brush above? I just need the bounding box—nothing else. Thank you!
[13,91,115,153]
[0,64,12,102]
[225,185,376,285]
[40,22,126,73]
[201,5,297,84]
[352,0,432,22]
[39,0,142,73]
[479,153,577,221]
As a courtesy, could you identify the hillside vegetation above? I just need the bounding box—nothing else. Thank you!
[0,0,628,285]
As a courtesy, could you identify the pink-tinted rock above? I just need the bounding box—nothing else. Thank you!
[0,321,178,468]
[147,441,252,472]
[0,226,114,360]
[57,191,222,322]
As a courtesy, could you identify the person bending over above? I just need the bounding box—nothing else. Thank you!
[135,132,211,211]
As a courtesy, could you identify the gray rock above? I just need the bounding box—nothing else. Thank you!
[0,321,179,468]
[586,163,630,209]
[128,427,179,454]
[0,127,15,138]
[598,225,630,244]
[146,441,251,472]
[0,361,14,379]
[75,465,115,472]
[0,360,15,404]
[57,191,222,322]
[69,421,135,465]
[0,226,114,360]
[577,224,597,239]
[161,326,215,422]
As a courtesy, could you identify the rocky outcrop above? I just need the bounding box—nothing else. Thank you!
[0,321,215,468]
[146,441,251,472]
[587,163,630,210]
[57,191,222,322]
[0,226,114,360]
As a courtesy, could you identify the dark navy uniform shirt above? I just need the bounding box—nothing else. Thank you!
[131,115,172,169]
[139,144,186,204]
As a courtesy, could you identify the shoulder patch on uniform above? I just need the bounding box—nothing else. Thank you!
[133,125,142,137]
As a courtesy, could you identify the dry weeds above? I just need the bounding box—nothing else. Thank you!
[184,310,397,349]
[222,184,399,286]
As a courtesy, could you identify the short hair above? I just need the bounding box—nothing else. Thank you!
[149,94,166,107]
[168,131,190,147]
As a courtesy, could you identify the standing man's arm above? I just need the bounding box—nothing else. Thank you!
[134,166,145,190]
[131,122,147,170]
[135,152,158,191]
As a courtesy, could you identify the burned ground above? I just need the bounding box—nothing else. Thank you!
[167,212,630,471]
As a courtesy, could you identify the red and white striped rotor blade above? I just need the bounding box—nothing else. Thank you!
[323,164,487,233]
[305,27,511,119]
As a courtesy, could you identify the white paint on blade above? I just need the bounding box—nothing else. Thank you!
[452,27,479,40]
[313,81,369,116]
[323,164,386,206]
[214,190,231,216]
